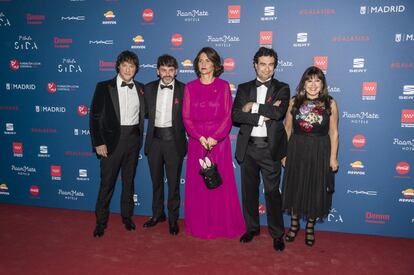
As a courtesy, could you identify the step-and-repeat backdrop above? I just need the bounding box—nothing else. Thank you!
[1,0,413,238]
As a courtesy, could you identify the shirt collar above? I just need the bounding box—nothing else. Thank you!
[159,79,175,89]
[117,74,134,87]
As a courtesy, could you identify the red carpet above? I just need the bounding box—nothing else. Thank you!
[0,204,412,275]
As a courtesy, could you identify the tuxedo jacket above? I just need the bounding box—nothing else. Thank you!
[143,79,187,157]
[89,77,145,156]
[232,78,290,163]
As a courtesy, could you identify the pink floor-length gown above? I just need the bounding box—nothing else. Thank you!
[182,77,245,239]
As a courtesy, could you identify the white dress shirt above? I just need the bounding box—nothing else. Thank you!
[251,78,271,137]
[155,80,174,128]
[117,74,140,126]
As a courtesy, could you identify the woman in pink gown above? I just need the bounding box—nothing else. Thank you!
[182,47,245,239]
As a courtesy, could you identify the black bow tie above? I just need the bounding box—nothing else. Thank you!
[121,81,134,89]
[160,84,173,90]
[255,79,271,88]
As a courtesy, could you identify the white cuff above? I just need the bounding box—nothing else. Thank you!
[251,103,259,114]
[258,116,265,126]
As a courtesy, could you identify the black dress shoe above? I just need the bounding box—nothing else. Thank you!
[169,221,179,235]
[122,218,136,231]
[93,224,106,237]
[273,236,285,252]
[143,216,166,228]
[239,231,260,243]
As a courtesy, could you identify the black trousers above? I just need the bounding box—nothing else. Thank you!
[95,126,140,226]
[240,143,285,239]
[147,138,183,223]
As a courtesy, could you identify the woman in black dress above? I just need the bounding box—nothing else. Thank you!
[282,66,339,246]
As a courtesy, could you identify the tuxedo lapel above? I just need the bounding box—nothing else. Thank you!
[150,81,160,122]
[249,81,257,102]
[172,82,180,124]
[267,79,281,102]
[108,78,120,122]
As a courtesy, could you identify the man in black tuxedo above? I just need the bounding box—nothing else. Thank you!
[89,50,145,237]
[232,47,290,252]
[142,54,187,235]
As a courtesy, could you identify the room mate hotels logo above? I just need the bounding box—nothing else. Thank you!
[176,9,209,22]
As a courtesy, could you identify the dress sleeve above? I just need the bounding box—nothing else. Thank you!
[211,83,232,142]
[182,84,202,140]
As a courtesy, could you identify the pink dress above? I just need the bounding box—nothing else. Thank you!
[182,77,245,239]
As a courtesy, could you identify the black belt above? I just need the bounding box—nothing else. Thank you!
[120,125,140,136]
[154,127,174,141]
[249,136,268,148]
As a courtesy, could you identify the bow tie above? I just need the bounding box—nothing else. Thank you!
[160,84,173,90]
[121,81,134,89]
[255,79,271,88]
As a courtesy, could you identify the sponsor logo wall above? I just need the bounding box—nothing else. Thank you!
[0,0,413,238]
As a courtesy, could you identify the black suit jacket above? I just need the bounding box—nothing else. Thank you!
[89,77,145,156]
[232,78,290,162]
[143,79,187,157]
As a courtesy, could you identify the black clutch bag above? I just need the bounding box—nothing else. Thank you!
[326,167,336,194]
[199,149,222,190]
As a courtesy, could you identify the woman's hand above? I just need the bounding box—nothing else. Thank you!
[281,157,286,167]
[330,158,339,172]
[273,100,282,107]
[199,136,209,150]
[207,137,218,149]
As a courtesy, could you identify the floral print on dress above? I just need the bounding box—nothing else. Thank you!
[296,100,325,132]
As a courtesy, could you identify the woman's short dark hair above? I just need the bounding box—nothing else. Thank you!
[253,47,278,67]
[193,47,224,78]
[157,54,178,69]
[293,66,331,114]
[115,50,139,74]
